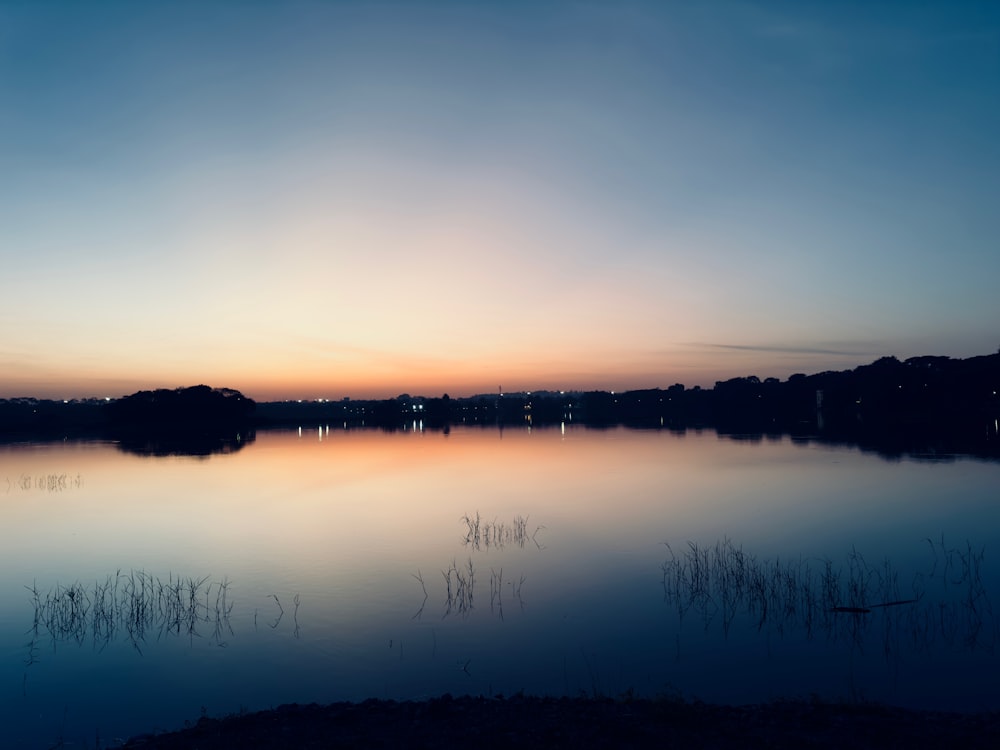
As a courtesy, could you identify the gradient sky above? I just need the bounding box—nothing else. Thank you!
[2,1,998,400]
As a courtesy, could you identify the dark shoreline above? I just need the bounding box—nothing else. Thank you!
[119,695,1000,749]
[4,352,999,461]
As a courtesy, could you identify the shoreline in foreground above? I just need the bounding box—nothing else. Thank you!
[118,695,1000,749]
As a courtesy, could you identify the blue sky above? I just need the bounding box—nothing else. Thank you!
[1,1,998,399]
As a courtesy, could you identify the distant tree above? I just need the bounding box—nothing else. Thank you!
[870,356,901,368]
[108,385,255,429]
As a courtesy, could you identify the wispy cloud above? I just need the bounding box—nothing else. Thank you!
[692,343,874,357]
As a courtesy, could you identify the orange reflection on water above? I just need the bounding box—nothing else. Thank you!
[5,426,995,600]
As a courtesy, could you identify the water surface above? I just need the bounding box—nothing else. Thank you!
[1,426,998,748]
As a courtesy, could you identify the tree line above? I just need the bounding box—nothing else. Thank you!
[2,353,998,458]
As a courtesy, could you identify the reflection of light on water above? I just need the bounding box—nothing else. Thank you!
[4,425,1000,740]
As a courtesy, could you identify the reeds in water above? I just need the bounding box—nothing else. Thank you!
[7,472,83,493]
[442,558,475,617]
[25,570,235,660]
[461,512,544,551]
[661,537,997,656]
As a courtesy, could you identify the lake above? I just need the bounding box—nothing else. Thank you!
[2,425,998,748]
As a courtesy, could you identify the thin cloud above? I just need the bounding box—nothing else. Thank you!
[692,343,874,357]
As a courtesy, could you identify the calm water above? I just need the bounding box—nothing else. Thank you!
[2,425,998,748]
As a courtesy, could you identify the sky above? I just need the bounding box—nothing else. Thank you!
[1,0,998,401]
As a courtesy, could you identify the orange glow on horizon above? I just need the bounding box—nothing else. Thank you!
[1,346,886,402]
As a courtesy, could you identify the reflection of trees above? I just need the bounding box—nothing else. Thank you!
[108,386,256,457]
[115,430,254,457]
[661,538,997,656]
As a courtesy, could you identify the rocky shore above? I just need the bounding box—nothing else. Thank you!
[121,695,1000,749]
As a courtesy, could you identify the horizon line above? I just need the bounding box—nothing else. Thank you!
[4,349,995,404]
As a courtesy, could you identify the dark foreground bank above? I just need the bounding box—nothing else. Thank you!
[120,695,1000,749]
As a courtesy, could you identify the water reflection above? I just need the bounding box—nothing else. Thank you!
[661,537,997,656]
[3,472,83,493]
[264,593,302,637]
[414,560,529,622]
[488,567,528,621]
[410,513,540,621]
[115,430,254,457]
[3,426,999,748]
[716,423,1000,463]
[441,558,476,618]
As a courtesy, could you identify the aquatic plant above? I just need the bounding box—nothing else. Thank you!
[461,512,545,551]
[4,472,83,493]
[441,558,476,617]
[661,536,997,657]
[490,567,504,619]
[23,571,299,662]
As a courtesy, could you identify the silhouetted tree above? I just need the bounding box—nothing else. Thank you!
[108,385,255,429]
